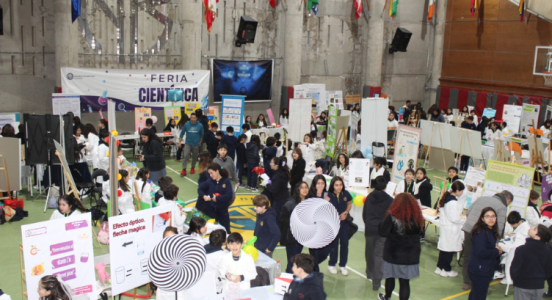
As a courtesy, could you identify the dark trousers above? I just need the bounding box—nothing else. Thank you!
[460,155,470,171]
[437,251,455,272]
[462,231,473,285]
[285,244,304,273]
[216,208,231,233]
[272,200,285,222]
[315,159,329,173]
[247,163,258,188]
[365,234,386,287]
[385,278,410,300]
[329,220,349,267]
[237,163,246,185]
[176,146,183,160]
[309,245,332,273]
[468,273,492,300]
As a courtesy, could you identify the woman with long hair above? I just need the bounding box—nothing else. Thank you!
[486,121,502,147]
[290,148,306,196]
[186,216,208,245]
[436,181,466,277]
[468,207,502,300]
[413,168,432,207]
[476,116,489,138]
[394,169,415,195]
[38,275,72,300]
[83,123,99,169]
[174,113,190,161]
[327,176,353,276]
[195,152,215,217]
[244,115,253,127]
[261,156,290,218]
[50,194,87,220]
[331,153,349,185]
[256,113,267,128]
[279,181,309,273]
[280,108,289,127]
[139,128,166,184]
[198,163,233,232]
[306,174,332,272]
[299,133,317,168]
[98,119,109,135]
[377,193,424,300]
[134,168,152,209]
[429,105,446,123]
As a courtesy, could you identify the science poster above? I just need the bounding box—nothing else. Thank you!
[391,125,422,183]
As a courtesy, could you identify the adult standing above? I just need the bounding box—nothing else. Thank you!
[467,207,502,300]
[179,113,204,177]
[378,193,424,300]
[280,182,309,273]
[460,191,512,290]
[139,129,166,185]
[364,176,393,290]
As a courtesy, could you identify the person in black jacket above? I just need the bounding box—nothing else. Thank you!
[370,157,391,187]
[284,254,327,300]
[378,193,424,300]
[290,148,306,196]
[246,135,261,191]
[263,137,279,179]
[511,224,552,300]
[262,156,290,218]
[195,109,210,150]
[206,122,219,159]
[364,176,393,290]
[280,182,309,273]
[253,195,281,258]
[236,134,248,187]
[460,116,477,172]
[413,168,432,207]
[220,126,238,161]
[139,128,166,184]
[327,177,352,276]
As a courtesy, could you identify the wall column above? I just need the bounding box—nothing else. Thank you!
[363,0,386,98]
[281,0,304,108]
[181,0,203,70]
[54,0,79,89]
[428,0,447,104]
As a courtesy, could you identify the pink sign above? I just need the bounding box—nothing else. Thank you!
[266,109,276,125]
[72,285,94,295]
[52,255,75,269]
[53,268,77,281]
[50,241,74,256]
[65,220,89,231]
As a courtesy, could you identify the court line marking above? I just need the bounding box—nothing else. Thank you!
[439,280,502,300]
[346,266,400,297]
[166,166,199,185]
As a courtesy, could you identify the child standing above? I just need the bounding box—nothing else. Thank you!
[220,126,238,161]
[253,195,281,258]
[283,254,327,300]
[236,134,248,188]
[246,135,261,192]
[262,156,291,217]
[134,168,152,209]
[96,131,110,183]
[327,177,352,276]
[290,149,306,196]
[157,184,187,233]
[219,233,258,293]
[195,152,215,218]
[204,229,227,294]
[213,144,239,185]
[117,169,136,215]
[206,122,220,159]
[186,217,208,246]
[262,137,278,179]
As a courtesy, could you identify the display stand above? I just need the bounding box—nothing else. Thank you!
[0,156,12,200]
[19,243,27,300]
[530,120,545,185]
[494,139,508,163]
[423,122,447,171]
[454,129,477,169]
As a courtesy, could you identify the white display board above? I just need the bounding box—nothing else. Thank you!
[326,90,344,109]
[360,97,389,154]
[293,84,326,116]
[52,94,81,118]
[464,167,486,208]
[391,125,422,183]
[502,105,522,133]
[0,112,21,132]
[521,103,540,134]
[419,120,452,150]
[109,204,176,295]
[449,127,483,159]
[289,98,312,142]
[21,213,97,300]
[349,158,371,187]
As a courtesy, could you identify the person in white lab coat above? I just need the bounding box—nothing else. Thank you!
[526,190,543,228]
[218,233,257,293]
[485,122,502,147]
[117,169,136,215]
[330,153,349,187]
[499,211,531,285]
[83,123,99,169]
[279,108,289,128]
[95,131,110,184]
[134,168,153,209]
[157,184,187,233]
[204,229,228,294]
[436,181,466,277]
[387,112,399,128]
[50,194,86,220]
[299,134,317,169]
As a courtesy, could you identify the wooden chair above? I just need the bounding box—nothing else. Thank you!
[387,128,397,157]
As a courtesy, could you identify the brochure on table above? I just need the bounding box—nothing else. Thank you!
[349,158,371,188]
[221,95,245,135]
[52,93,81,118]
[135,107,152,132]
[163,106,182,126]
[521,103,540,134]
[502,105,522,133]
[21,213,96,300]
[463,167,486,208]
[391,125,422,184]
[482,160,534,217]
[109,204,176,295]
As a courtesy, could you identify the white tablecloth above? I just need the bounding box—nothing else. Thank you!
[251,128,285,140]
[201,286,283,300]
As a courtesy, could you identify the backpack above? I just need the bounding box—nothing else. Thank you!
[3,206,15,222]
[97,221,110,245]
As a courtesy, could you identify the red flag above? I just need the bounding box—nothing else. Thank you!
[204,0,219,33]
[354,0,362,19]
[269,0,276,8]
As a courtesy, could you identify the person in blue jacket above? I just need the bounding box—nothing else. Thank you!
[252,194,281,258]
[220,126,238,161]
[468,207,503,300]
[198,162,233,232]
[195,151,215,218]
[179,113,204,177]
[327,176,352,276]
[262,137,278,178]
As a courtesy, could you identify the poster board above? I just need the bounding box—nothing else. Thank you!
[109,204,176,295]
[349,112,360,154]
[289,98,312,142]
[52,94,81,118]
[449,127,483,159]
[21,213,97,300]
[541,173,552,203]
[429,149,456,173]
[360,98,389,155]
[345,94,361,104]
[502,105,522,133]
[208,106,220,125]
[294,84,326,116]
[0,138,22,191]
[163,106,182,126]
[419,120,452,150]
[482,108,496,118]
[266,108,276,125]
[0,112,21,132]
[463,167,486,208]
[221,95,245,135]
[391,125,422,183]
[326,91,343,109]
[482,160,534,217]
[135,108,152,132]
[325,105,338,157]
[349,158,371,187]
[185,103,201,116]
[521,103,540,134]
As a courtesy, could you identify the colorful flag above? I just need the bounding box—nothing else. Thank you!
[519,0,525,22]
[308,0,319,15]
[203,0,218,33]
[71,0,81,23]
[354,0,362,19]
[269,0,276,8]
[428,0,434,21]
[389,0,398,19]
[470,0,477,16]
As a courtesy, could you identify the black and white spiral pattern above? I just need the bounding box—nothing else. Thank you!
[290,198,340,249]
[148,234,207,292]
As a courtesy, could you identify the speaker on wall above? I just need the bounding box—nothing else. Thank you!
[389,27,412,54]
[235,16,258,47]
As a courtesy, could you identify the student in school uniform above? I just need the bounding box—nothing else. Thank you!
[526,190,543,228]
[413,168,433,208]
[280,108,289,128]
[253,195,281,258]
[394,169,415,196]
[263,137,279,179]
[327,177,352,276]
[281,182,310,273]
[50,194,87,220]
[204,229,227,294]
[262,156,291,218]
[242,123,252,142]
[218,233,258,293]
[436,181,466,278]
[387,112,399,128]
[134,168,153,209]
[95,131,110,183]
[206,122,220,159]
[331,153,349,187]
[117,169,136,215]
[246,135,262,192]
[256,114,268,128]
[220,126,238,161]
[198,163,234,233]
[541,119,552,138]
[299,134,317,169]
[195,152,215,218]
[236,134,248,188]
[158,184,187,233]
[213,144,239,186]
[290,149,306,197]
[283,254,327,300]
[370,157,390,186]
[155,176,173,203]
[460,116,477,173]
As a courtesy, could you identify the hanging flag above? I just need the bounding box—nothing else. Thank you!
[428,0,435,21]
[389,0,398,19]
[203,0,218,33]
[269,0,276,8]
[354,0,362,19]
[470,0,477,16]
[308,0,319,15]
[519,0,525,22]
[71,0,81,23]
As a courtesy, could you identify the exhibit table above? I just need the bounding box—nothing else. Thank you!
[118,132,174,140]
[198,286,283,300]
[251,128,284,140]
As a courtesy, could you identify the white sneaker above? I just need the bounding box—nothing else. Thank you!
[341,267,348,276]
[441,270,458,277]
[434,267,442,275]
[328,266,338,275]
[493,271,505,279]
[500,278,511,285]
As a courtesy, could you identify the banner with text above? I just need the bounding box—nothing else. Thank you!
[221,95,245,135]
[21,213,97,300]
[391,125,422,183]
[52,94,81,118]
[212,60,273,103]
[61,68,209,113]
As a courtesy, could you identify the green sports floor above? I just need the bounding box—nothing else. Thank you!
[0,153,548,300]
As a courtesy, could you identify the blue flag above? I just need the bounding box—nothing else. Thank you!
[72,0,81,23]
